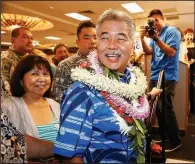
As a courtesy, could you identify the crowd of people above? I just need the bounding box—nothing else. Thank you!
[52,21,97,103]
[1,8,194,163]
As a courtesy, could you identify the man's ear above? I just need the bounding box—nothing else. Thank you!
[162,16,164,20]
[76,39,79,46]
[11,37,15,45]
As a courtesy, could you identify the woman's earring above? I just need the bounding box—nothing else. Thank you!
[20,81,23,87]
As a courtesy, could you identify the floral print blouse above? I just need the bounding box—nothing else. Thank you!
[1,111,28,163]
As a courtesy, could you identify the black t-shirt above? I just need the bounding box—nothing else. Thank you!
[187,47,195,81]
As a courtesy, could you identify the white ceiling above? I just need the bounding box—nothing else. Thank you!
[1,1,194,47]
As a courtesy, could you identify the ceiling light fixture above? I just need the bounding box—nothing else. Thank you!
[121,2,144,13]
[135,32,140,37]
[33,40,40,46]
[1,42,12,45]
[45,36,61,40]
[1,13,53,31]
[65,13,91,21]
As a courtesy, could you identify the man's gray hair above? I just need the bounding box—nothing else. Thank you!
[96,9,136,40]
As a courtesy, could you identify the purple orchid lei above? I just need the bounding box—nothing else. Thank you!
[87,50,150,120]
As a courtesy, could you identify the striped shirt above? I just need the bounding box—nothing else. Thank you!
[37,115,59,142]
[52,51,89,103]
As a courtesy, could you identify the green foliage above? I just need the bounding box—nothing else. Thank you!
[104,67,125,81]
[103,66,147,163]
[129,125,136,136]
[129,119,147,163]
[137,153,145,163]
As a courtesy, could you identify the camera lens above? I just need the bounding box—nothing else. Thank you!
[147,18,156,36]
[148,29,155,37]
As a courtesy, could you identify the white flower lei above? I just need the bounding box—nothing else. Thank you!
[71,51,148,101]
[71,51,150,160]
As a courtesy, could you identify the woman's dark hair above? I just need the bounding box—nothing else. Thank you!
[10,54,53,97]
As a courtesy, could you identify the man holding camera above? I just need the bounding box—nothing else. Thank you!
[140,9,182,152]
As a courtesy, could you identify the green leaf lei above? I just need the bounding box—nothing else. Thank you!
[103,66,147,163]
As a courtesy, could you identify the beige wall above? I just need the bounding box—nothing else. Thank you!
[145,56,189,131]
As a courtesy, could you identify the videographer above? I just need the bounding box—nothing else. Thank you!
[140,9,182,152]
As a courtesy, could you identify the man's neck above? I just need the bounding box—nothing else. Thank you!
[78,50,89,57]
[10,46,27,56]
[158,24,166,34]
[54,56,60,62]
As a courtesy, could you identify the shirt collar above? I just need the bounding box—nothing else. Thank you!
[120,67,131,83]
[9,46,27,58]
[77,50,91,60]
[159,25,168,36]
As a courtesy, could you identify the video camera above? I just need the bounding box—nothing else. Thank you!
[143,18,156,37]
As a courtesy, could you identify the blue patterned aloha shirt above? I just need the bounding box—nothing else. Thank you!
[53,68,137,163]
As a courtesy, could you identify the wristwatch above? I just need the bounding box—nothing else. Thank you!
[153,37,159,42]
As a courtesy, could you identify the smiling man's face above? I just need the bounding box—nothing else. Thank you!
[97,20,134,73]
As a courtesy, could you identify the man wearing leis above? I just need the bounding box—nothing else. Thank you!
[53,9,160,163]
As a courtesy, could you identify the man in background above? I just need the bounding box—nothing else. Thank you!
[140,9,182,152]
[52,20,97,103]
[1,27,33,83]
[52,43,69,66]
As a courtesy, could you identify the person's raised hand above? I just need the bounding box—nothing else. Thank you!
[150,87,163,99]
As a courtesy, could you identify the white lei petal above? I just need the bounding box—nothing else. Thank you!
[112,109,132,135]
[71,66,147,101]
